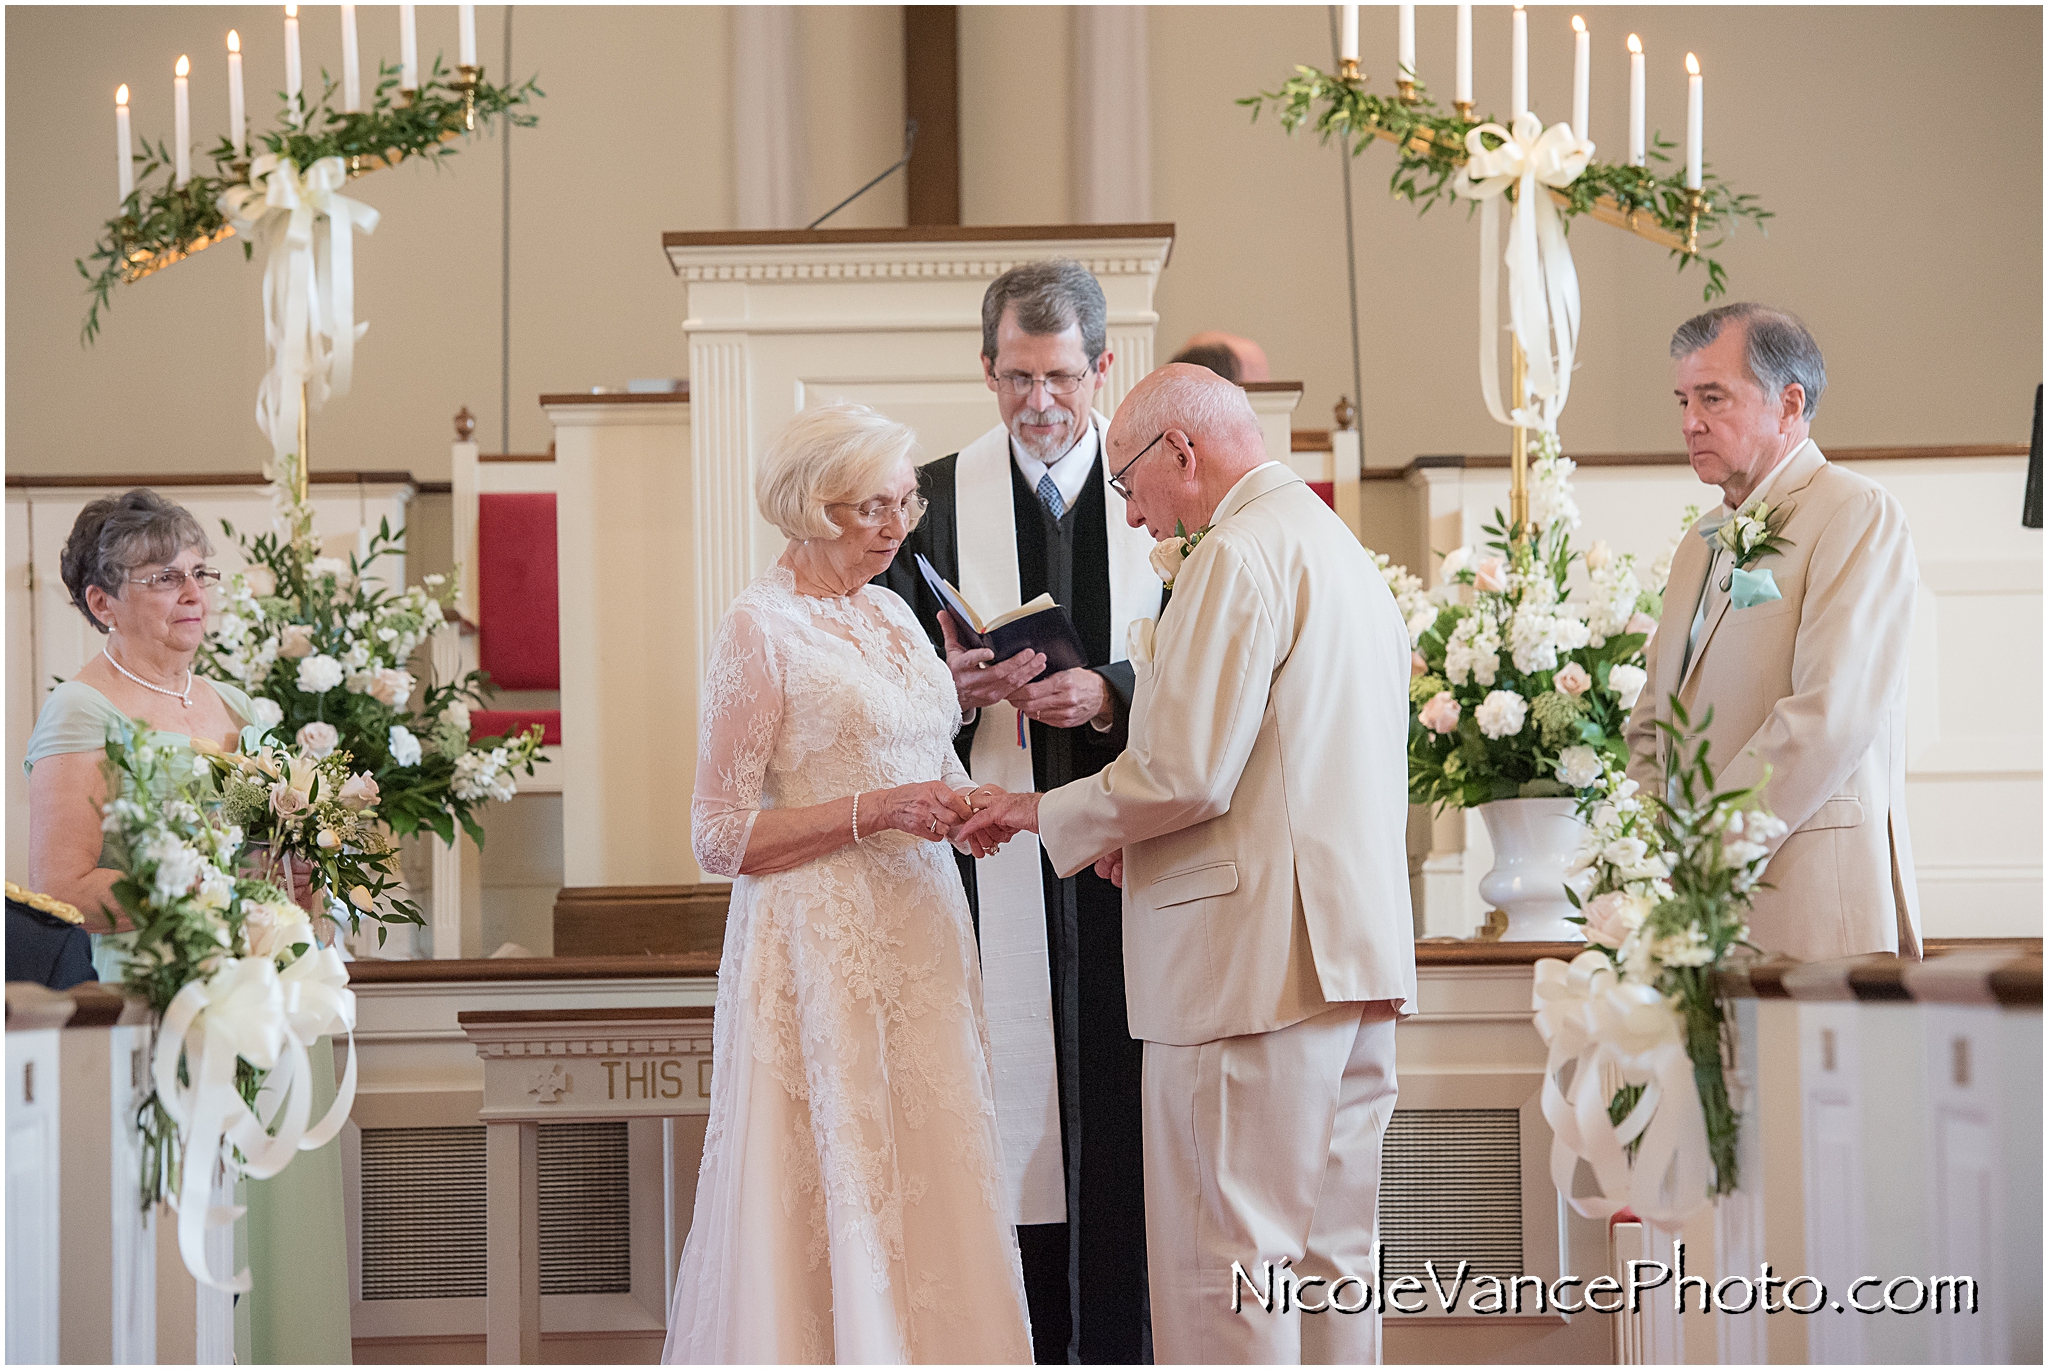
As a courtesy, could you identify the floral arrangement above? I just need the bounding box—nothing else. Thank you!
[203,734,415,940]
[203,475,546,856]
[1239,67,1769,300]
[99,726,357,1292]
[79,58,542,342]
[1531,706,1784,1222]
[1384,440,1672,809]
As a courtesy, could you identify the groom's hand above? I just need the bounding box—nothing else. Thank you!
[1093,849,1125,888]
[1009,667,1112,730]
[956,791,1043,857]
[940,611,1046,712]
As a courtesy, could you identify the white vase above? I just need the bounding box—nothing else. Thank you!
[1477,798,1588,942]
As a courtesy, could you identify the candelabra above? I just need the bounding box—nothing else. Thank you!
[453,64,482,130]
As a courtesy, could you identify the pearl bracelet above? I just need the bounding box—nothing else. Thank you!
[851,791,862,844]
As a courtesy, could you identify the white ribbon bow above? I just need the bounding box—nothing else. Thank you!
[219,156,380,469]
[1455,113,1593,435]
[1532,950,1715,1227]
[152,948,358,1291]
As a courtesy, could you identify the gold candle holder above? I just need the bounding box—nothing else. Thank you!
[1453,99,1475,123]
[395,86,417,109]
[1683,186,1707,255]
[1396,77,1418,104]
[1508,336,1529,537]
[454,64,483,130]
[1338,57,1361,84]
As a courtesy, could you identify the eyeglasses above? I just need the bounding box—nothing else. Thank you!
[830,494,929,529]
[126,566,223,592]
[1108,431,1167,500]
[992,371,1092,397]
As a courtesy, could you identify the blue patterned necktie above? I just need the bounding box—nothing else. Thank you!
[1036,472,1065,520]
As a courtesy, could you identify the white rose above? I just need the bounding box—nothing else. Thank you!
[244,900,315,961]
[296,721,340,758]
[308,556,352,585]
[388,724,423,767]
[339,771,381,811]
[444,700,472,733]
[367,668,415,709]
[1555,744,1603,789]
[277,624,316,659]
[1406,608,1437,645]
[1438,546,1472,581]
[296,653,344,694]
[1608,663,1648,710]
[1475,689,1528,740]
[241,565,278,597]
[1149,538,1187,585]
[249,697,285,730]
[1554,662,1593,697]
[1582,890,1648,949]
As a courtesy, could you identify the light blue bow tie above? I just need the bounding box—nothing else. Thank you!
[1694,512,1732,543]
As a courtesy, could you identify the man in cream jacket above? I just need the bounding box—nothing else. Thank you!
[961,365,1417,1363]
[1626,303,1921,960]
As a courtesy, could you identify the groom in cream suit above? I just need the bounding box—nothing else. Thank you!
[1626,303,1921,960]
[963,365,1418,1364]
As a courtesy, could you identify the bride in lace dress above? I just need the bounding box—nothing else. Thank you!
[663,404,1033,1364]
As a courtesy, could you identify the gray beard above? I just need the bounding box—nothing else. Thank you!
[1009,409,1078,465]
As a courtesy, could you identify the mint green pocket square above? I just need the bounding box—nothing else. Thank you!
[1730,566,1782,609]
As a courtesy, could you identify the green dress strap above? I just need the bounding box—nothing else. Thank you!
[23,676,258,775]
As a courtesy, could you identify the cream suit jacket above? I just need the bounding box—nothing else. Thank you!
[1038,464,1418,1046]
[1624,441,1922,961]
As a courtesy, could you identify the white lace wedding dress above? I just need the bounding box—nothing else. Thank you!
[662,566,1033,1365]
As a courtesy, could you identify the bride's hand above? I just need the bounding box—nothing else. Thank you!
[866,782,975,843]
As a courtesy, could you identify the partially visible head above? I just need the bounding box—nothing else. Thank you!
[1169,343,1242,383]
[1104,364,1267,538]
[1179,330,1270,383]
[979,259,1113,464]
[1670,304,1824,499]
[756,401,923,578]
[61,488,213,648]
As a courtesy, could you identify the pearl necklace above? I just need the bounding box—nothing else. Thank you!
[103,645,193,708]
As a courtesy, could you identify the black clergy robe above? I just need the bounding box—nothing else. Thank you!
[879,448,1152,1365]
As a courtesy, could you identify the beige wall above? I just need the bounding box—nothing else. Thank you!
[8,6,2040,485]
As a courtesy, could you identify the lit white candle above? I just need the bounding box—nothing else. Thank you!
[1571,17,1588,138]
[341,4,360,111]
[115,84,134,204]
[1627,34,1644,166]
[1685,52,1703,189]
[228,31,246,158]
[1398,4,1415,83]
[399,4,418,90]
[283,5,301,122]
[1340,4,1358,66]
[1511,5,1528,119]
[173,56,191,187]
[1455,4,1473,106]
[458,5,477,66]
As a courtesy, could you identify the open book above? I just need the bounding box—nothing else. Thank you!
[913,553,1090,675]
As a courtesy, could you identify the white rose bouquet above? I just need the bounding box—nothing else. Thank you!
[1377,438,1675,809]
[203,480,545,852]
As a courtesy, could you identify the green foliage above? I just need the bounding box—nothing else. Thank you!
[79,57,543,343]
[1240,66,1770,300]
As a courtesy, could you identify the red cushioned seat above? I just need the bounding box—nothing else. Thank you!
[477,493,560,691]
[1309,480,1336,509]
[470,708,561,747]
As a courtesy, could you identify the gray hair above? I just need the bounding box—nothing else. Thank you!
[60,488,211,634]
[980,259,1108,366]
[755,401,921,541]
[1670,303,1827,420]
[1112,364,1264,452]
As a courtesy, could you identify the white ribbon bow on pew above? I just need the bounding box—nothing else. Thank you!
[219,155,380,470]
[1532,950,1715,1228]
[152,947,358,1291]
[1455,112,1593,435]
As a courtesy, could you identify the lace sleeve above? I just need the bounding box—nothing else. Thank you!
[691,604,782,877]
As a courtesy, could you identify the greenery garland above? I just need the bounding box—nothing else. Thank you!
[78,57,542,343]
[1240,68,1770,300]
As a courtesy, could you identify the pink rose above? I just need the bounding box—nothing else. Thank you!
[277,624,315,659]
[1473,557,1508,593]
[1625,612,1658,643]
[366,668,415,709]
[1554,662,1592,697]
[339,772,381,812]
[269,781,309,818]
[1411,651,1429,678]
[296,721,339,758]
[1583,890,1647,949]
[241,565,277,597]
[1418,691,1462,735]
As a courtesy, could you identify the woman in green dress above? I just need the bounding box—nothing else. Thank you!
[24,488,352,1364]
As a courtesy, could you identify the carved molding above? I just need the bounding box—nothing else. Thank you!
[668,253,1169,284]
[474,1034,714,1059]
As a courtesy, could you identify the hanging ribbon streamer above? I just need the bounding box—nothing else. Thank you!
[1532,951,1715,1228]
[151,948,358,1291]
[1455,113,1593,435]
[219,156,381,469]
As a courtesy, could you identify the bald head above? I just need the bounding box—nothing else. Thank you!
[1106,364,1269,538]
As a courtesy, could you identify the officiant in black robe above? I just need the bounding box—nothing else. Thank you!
[879,260,1161,1364]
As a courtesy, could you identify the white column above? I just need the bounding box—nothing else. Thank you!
[6,1014,65,1364]
[686,333,757,679]
[731,7,807,229]
[484,1120,540,1364]
[1071,6,1152,223]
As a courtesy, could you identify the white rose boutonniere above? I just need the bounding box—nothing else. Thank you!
[1714,500,1794,571]
[1150,520,1212,591]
